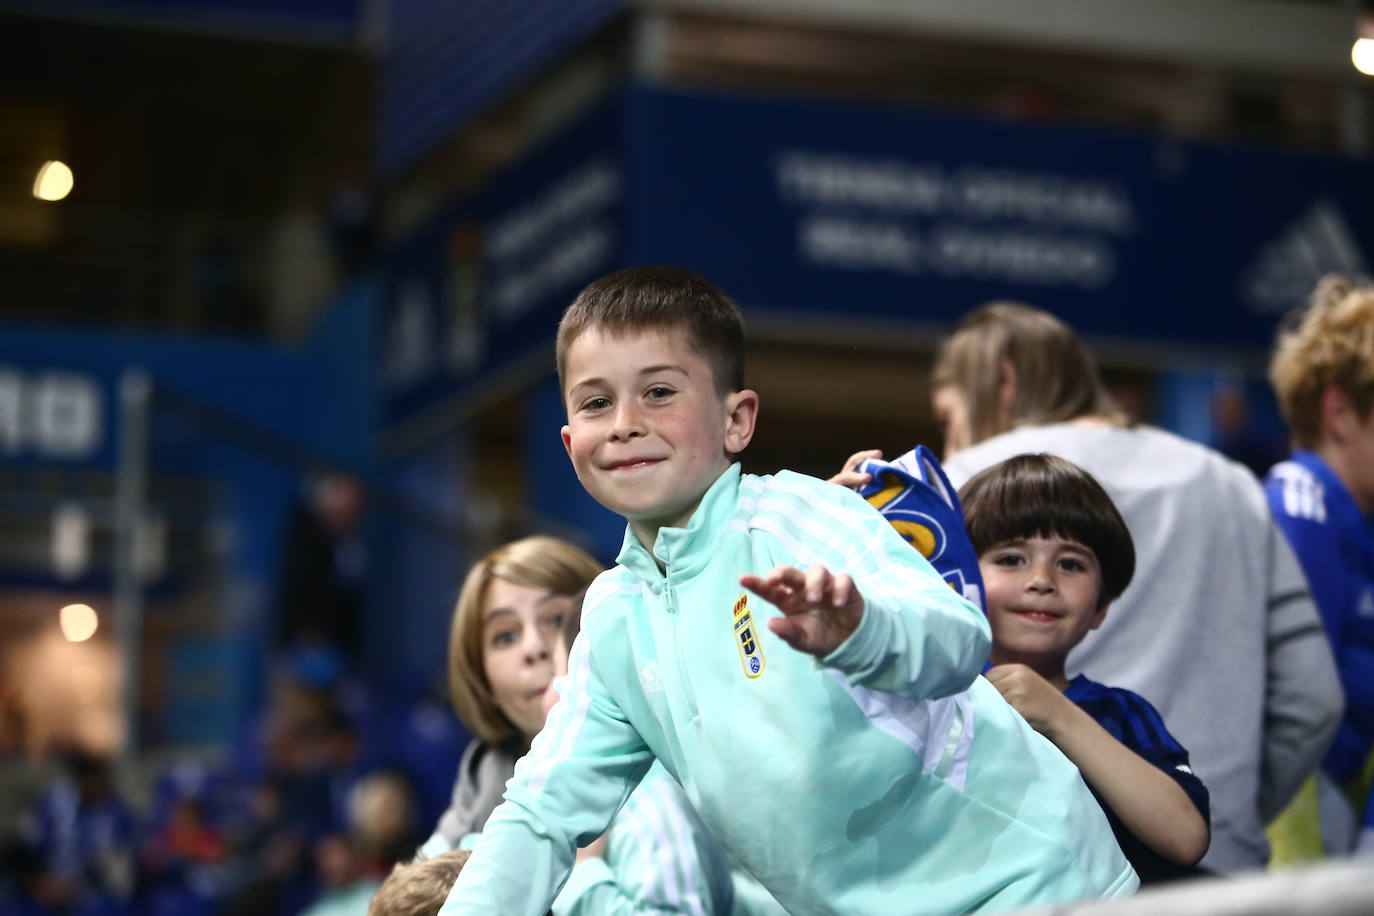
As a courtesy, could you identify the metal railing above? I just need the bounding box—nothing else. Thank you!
[1017,856,1374,916]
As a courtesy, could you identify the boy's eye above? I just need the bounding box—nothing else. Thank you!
[1058,557,1087,572]
[992,553,1024,567]
[490,629,518,648]
[645,386,674,401]
[544,613,566,630]
[581,396,611,412]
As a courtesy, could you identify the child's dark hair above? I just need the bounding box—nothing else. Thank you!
[959,453,1135,605]
[556,266,746,395]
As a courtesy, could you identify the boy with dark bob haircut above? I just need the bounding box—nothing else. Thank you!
[961,453,1211,884]
[442,266,1136,915]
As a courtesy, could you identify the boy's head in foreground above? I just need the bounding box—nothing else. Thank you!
[557,266,759,545]
[367,848,470,916]
[959,454,1135,683]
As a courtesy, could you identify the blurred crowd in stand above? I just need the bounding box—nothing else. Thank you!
[1,651,463,916]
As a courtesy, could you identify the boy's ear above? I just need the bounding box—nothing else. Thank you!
[1321,385,1355,443]
[723,388,760,454]
[561,426,574,461]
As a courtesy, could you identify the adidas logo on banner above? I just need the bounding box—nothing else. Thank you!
[1241,199,1369,315]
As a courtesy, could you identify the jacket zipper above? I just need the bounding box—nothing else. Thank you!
[664,576,700,720]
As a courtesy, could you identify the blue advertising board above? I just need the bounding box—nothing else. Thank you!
[0,326,321,472]
[624,88,1372,351]
[379,96,626,444]
[0,313,378,741]
[380,84,1374,443]
[372,84,1374,561]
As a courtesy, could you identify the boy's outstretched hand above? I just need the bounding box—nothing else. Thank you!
[740,564,864,657]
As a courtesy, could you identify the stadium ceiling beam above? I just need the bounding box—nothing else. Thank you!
[637,0,1360,80]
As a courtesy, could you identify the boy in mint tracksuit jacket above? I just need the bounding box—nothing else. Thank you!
[441,267,1136,915]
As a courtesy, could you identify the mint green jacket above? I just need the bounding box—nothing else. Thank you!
[553,763,737,916]
[442,466,1137,915]
[420,758,739,915]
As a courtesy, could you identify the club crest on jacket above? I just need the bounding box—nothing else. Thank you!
[732,594,765,679]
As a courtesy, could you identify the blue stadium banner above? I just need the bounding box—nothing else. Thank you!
[379,97,626,442]
[625,88,1373,350]
[377,85,1374,438]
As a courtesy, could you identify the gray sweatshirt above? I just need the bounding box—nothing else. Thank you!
[944,422,1343,873]
[428,740,522,852]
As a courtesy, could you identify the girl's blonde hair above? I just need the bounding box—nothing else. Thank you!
[448,536,603,745]
[1269,275,1374,450]
[932,302,1122,447]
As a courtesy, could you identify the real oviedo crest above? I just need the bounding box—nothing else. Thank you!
[733,594,766,679]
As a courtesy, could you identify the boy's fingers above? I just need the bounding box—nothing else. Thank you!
[739,575,782,605]
[767,616,809,652]
[739,573,766,592]
[845,448,882,470]
[827,449,882,488]
[740,573,800,610]
[831,573,853,608]
[804,564,831,605]
[768,564,807,589]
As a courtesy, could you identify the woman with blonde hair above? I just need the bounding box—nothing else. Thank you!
[415,536,744,913]
[833,301,1341,874]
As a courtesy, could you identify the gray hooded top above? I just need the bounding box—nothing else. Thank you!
[429,740,523,851]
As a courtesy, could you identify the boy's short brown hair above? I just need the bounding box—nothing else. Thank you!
[1269,274,1374,450]
[449,537,603,745]
[932,302,1122,447]
[959,453,1135,606]
[555,266,746,396]
[367,849,470,916]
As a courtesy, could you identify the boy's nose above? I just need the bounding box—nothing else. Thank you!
[1025,566,1057,592]
[610,403,646,440]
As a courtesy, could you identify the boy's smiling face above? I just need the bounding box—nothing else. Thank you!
[561,326,757,548]
[981,535,1108,683]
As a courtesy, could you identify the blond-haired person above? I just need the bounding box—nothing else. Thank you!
[417,535,738,914]
[833,302,1342,873]
[370,850,471,916]
[1265,276,1374,855]
[423,536,603,854]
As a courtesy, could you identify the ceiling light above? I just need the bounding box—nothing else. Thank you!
[1354,37,1374,77]
[60,603,98,642]
[33,160,74,201]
